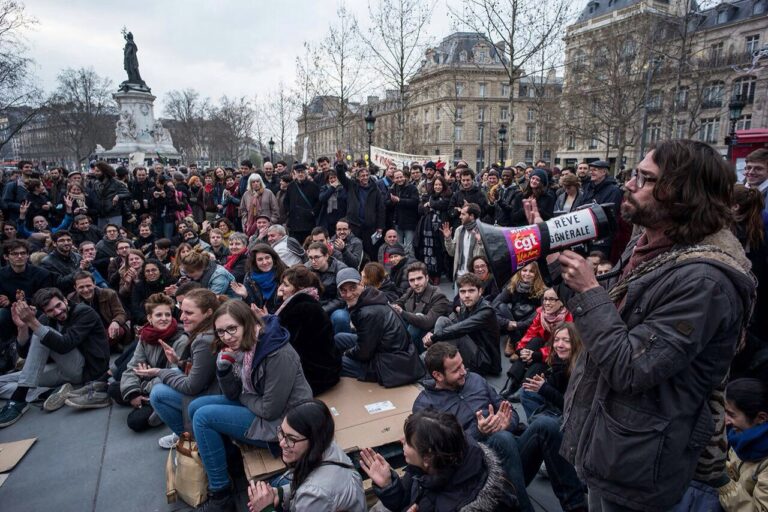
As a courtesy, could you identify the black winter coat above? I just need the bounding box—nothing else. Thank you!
[284,179,320,233]
[491,287,541,333]
[336,163,385,230]
[277,292,341,395]
[307,257,348,314]
[390,182,420,230]
[346,287,424,385]
[510,189,556,227]
[432,299,501,376]
[449,185,489,223]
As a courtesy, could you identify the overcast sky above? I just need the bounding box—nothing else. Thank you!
[23,0,461,111]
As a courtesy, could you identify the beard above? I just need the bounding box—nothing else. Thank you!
[620,191,670,229]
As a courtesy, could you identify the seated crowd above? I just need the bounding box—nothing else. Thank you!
[0,146,765,512]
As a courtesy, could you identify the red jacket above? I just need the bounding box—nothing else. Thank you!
[517,307,573,361]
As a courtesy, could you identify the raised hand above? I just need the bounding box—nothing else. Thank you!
[359,447,392,488]
[441,222,452,239]
[19,200,30,217]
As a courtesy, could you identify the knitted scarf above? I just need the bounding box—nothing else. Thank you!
[252,270,277,300]
[540,306,568,334]
[456,220,478,273]
[515,281,532,295]
[224,250,245,272]
[727,423,768,462]
[140,318,178,346]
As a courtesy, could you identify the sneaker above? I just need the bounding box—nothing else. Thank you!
[68,381,108,398]
[0,400,29,428]
[43,383,73,412]
[158,432,179,449]
[65,390,112,409]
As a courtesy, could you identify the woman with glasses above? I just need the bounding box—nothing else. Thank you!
[501,287,572,399]
[190,299,312,511]
[248,400,365,512]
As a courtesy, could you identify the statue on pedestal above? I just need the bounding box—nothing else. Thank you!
[116,110,137,142]
[120,28,150,92]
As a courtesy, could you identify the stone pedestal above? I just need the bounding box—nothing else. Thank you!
[97,88,180,164]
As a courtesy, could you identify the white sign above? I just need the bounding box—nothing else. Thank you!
[546,208,599,249]
[364,400,396,415]
[370,145,451,170]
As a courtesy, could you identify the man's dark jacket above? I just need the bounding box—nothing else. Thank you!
[336,163,385,231]
[0,264,54,304]
[40,250,82,294]
[559,229,756,511]
[431,298,501,375]
[284,179,320,234]
[20,303,110,383]
[395,283,452,331]
[389,182,420,230]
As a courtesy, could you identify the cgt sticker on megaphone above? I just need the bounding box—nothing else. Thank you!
[503,225,543,273]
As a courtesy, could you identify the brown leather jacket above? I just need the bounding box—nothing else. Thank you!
[68,287,131,347]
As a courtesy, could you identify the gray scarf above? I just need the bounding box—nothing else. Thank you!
[456,220,478,273]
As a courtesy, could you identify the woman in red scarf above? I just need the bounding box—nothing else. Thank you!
[223,233,248,282]
[117,293,188,432]
[502,287,572,398]
[221,175,241,227]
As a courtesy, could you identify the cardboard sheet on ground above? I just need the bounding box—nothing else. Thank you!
[0,438,36,473]
[242,378,421,480]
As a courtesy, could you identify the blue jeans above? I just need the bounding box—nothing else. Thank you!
[149,382,186,434]
[521,389,550,420]
[485,431,534,512]
[397,229,415,257]
[189,394,270,492]
[516,415,586,511]
[330,308,352,335]
[334,333,368,379]
[406,324,427,354]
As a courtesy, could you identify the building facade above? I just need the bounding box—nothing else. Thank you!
[297,32,563,170]
[558,0,768,170]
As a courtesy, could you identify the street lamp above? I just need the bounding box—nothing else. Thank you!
[726,94,745,161]
[498,124,507,164]
[365,109,376,170]
[268,137,275,163]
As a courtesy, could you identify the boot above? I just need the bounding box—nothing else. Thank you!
[500,376,521,399]
[504,338,514,357]
[196,488,235,512]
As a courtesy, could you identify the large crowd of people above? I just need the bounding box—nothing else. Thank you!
[0,141,765,512]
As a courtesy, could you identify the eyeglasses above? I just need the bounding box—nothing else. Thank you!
[144,268,160,274]
[215,325,240,338]
[8,251,27,257]
[277,427,307,448]
[542,297,560,302]
[629,169,658,189]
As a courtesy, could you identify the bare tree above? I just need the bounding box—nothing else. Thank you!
[0,0,41,152]
[208,95,254,165]
[319,2,369,153]
[452,0,574,157]
[265,82,296,160]
[47,67,116,164]
[357,0,436,151]
[163,88,211,163]
[293,42,324,160]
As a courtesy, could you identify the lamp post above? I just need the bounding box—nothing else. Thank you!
[726,94,745,162]
[268,137,275,163]
[498,124,507,164]
[365,109,376,171]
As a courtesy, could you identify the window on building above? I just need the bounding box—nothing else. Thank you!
[702,81,724,108]
[732,76,757,104]
[674,87,689,109]
[754,1,766,15]
[647,91,663,111]
[717,8,729,23]
[699,117,720,144]
[648,123,662,144]
[594,46,609,67]
[455,106,464,120]
[455,82,465,96]
[746,34,761,54]
[710,42,724,64]
[567,133,576,150]
[501,84,511,97]
[525,125,535,142]
[675,120,687,139]
[737,114,752,130]
[527,108,535,121]
[543,150,551,161]
[525,149,534,160]
[459,51,467,62]
[519,84,529,97]
[478,83,487,97]
[478,107,485,121]
[424,124,430,139]
[454,148,463,159]
[500,107,509,121]
[476,148,485,165]
[454,125,463,141]
[477,124,485,140]
[589,136,598,149]
[424,109,429,122]
[435,107,441,120]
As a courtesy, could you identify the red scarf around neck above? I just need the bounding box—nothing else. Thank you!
[140,318,178,346]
